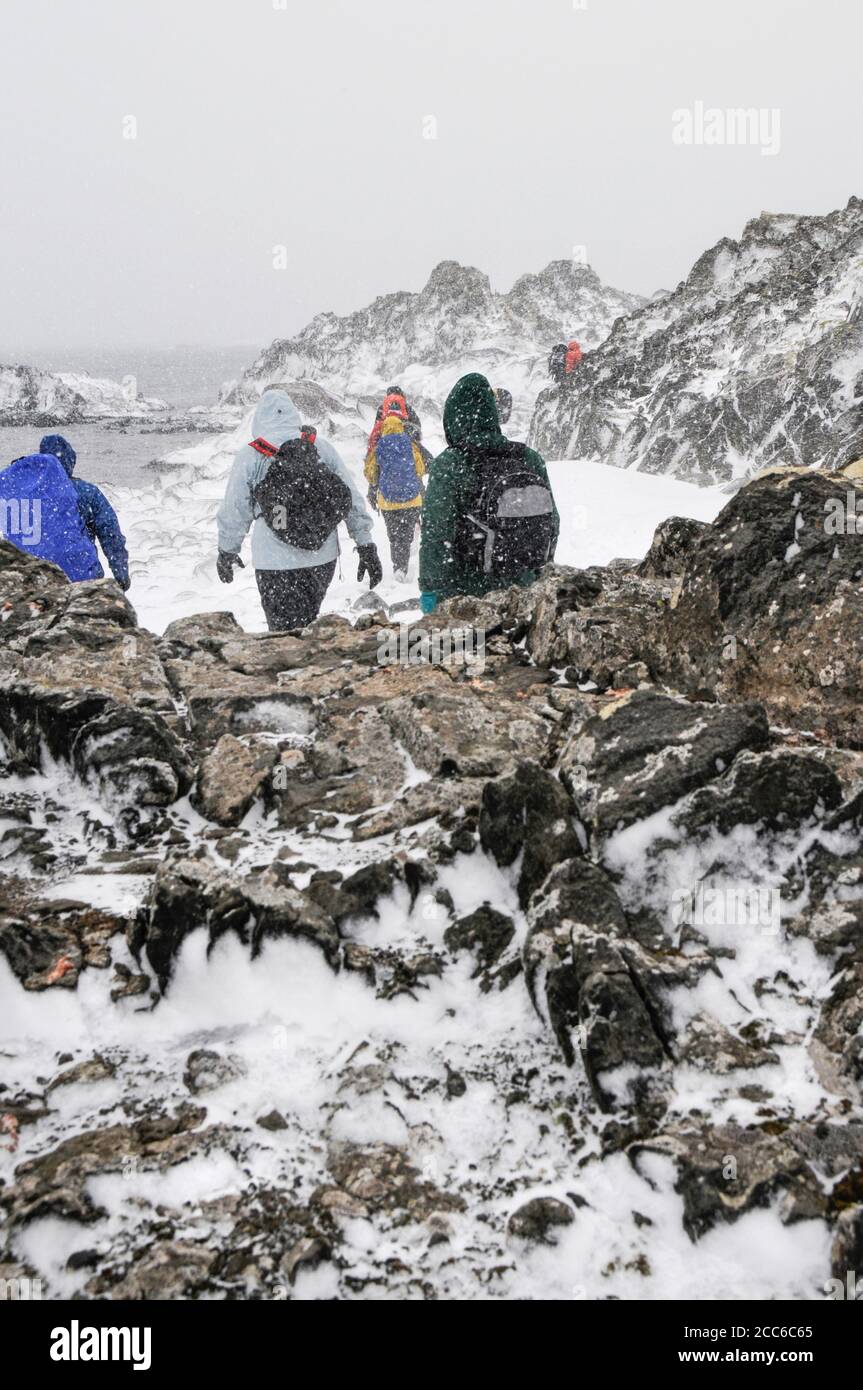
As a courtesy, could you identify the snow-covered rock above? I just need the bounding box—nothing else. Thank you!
[2,470,863,1300]
[530,196,863,484]
[0,364,168,425]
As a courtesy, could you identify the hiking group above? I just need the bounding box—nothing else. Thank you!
[216,372,559,628]
[0,369,564,633]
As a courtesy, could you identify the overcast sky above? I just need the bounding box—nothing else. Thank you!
[0,0,858,353]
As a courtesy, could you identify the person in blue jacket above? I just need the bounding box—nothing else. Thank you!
[39,434,131,590]
[0,451,102,581]
[216,388,381,631]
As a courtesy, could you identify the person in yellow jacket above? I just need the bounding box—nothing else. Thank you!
[364,413,426,581]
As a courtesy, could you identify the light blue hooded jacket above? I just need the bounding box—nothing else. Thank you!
[217,391,373,570]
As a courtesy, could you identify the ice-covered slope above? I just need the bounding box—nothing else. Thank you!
[223,259,645,445]
[0,364,168,425]
[530,196,863,484]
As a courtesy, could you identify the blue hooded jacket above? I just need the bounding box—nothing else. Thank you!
[0,453,102,580]
[40,435,130,587]
[217,391,373,570]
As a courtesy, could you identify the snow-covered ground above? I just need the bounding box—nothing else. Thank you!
[113,419,725,636]
[0,771,833,1302]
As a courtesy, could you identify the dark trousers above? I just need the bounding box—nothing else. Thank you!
[383,507,421,573]
[255,561,337,632]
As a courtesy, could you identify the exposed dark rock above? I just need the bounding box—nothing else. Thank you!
[193,733,278,826]
[0,1106,217,1228]
[281,1235,331,1285]
[507,1196,575,1244]
[560,689,769,838]
[830,1206,863,1287]
[327,1142,466,1217]
[380,687,553,779]
[661,472,863,743]
[479,760,582,907]
[257,1110,288,1132]
[677,1014,780,1073]
[637,517,709,581]
[183,1049,244,1095]
[630,1119,863,1241]
[669,749,843,837]
[525,857,673,1107]
[522,566,669,691]
[445,905,515,974]
[0,883,126,990]
[47,1055,116,1091]
[134,858,341,992]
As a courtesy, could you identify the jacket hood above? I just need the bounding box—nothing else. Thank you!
[39,434,77,476]
[443,373,504,451]
[251,391,302,445]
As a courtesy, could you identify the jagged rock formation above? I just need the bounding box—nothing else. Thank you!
[0,364,168,425]
[530,197,863,482]
[1,469,863,1299]
[222,258,644,444]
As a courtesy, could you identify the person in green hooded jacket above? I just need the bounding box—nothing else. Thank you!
[419,373,559,613]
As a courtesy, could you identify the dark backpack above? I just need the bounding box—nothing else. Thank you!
[250,430,353,551]
[455,442,556,581]
[548,343,567,384]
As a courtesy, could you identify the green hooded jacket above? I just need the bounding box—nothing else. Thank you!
[419,373,560,601]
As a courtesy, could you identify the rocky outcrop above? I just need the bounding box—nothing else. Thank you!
[530,197,863,483]
[559,689,770,839]
[0,363,167,425]
[0,541,190,808]
[660,470,863,741]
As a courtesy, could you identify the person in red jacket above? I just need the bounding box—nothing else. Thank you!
[564,340,583,375]
[548,340,584,388]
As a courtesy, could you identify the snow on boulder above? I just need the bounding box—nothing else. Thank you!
[0,362,168,424]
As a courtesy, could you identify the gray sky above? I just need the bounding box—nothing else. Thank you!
[0,0,858,352]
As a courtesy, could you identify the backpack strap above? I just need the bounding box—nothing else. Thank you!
[249,437,278,457]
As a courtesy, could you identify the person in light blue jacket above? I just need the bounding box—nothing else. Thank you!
[216,388,382,631]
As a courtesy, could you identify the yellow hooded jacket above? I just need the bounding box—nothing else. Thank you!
[364,415,426,510]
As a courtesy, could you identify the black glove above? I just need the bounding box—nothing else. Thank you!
[357,543,383,589]
[119,575,131,593]
[367,487,379,514]
[217,550,244,584]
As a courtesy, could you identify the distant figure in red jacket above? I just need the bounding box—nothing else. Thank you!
[548,340,583,388]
